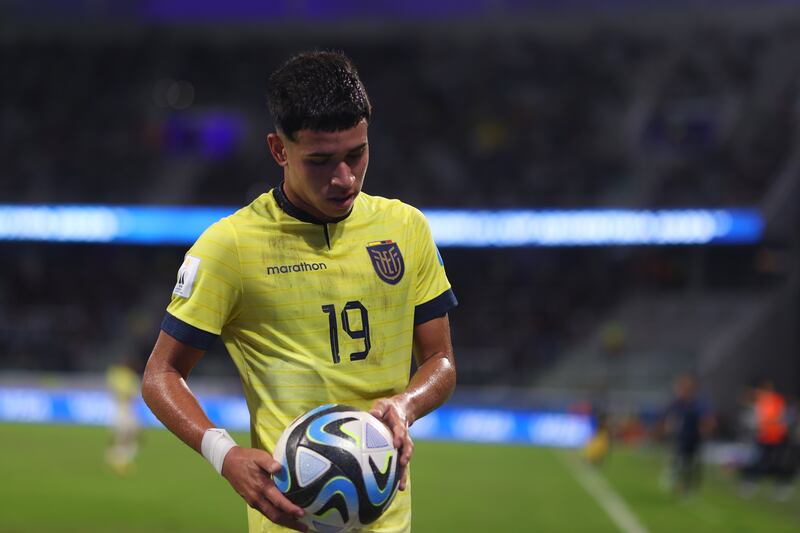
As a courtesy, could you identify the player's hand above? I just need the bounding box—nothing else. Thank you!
[221,446,308,532]
[369,395,413,491]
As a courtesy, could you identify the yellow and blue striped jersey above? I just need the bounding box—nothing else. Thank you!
[162,184,457,533]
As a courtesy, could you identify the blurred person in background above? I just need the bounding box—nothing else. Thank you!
[142,50,457,533]
[660,374,715,496]
[582,408,611,466]
[740,379,795,500]
[105,357,141,475]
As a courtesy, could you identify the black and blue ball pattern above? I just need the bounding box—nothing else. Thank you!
[272,404,400,532]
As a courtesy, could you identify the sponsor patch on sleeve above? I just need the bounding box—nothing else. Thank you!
[173,255,201,298]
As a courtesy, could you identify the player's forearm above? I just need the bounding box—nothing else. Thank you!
[400,352,456,425]
[142,362,214,453]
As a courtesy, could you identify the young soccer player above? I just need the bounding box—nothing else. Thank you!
[142,50,458,532]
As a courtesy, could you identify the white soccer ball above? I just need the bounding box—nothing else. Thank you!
[272,404,400,532]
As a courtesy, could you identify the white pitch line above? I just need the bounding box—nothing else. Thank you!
[559,452,651,533]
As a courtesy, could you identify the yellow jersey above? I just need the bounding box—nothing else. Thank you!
[163,184,457,533]
[106,364,139,404]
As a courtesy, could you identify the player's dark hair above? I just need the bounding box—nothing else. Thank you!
[267,50,372,140]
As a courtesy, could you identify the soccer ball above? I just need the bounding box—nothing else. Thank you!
[272,404,401,532]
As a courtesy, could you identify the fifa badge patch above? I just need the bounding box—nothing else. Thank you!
[366,240,405,285]
[173,255,201,298]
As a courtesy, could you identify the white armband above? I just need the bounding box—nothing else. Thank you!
[201,428,238,474]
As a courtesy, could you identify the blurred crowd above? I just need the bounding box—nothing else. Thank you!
[3,26,799,207]
[1,25,797,405]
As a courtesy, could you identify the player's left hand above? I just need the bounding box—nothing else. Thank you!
[369,395,413,491]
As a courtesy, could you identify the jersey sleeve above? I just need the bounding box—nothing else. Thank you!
[410,208,457,325]
[162,218,242,349]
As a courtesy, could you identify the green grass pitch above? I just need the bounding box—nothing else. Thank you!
[0,423,798,532]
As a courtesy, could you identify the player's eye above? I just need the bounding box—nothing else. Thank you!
[346,148,365,160]
[306,157,329,166]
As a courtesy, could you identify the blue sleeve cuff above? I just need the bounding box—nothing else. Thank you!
[161,312,218,351]
[414,288,458,325]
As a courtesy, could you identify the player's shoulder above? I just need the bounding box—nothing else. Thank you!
[195,215,236,243]
[199,192,277,245]
[357,191,427,225]
[191,211,241,259]
[225,191,277,226]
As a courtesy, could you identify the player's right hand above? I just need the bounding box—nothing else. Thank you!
[221,446,308,532]
[369,395,413,491]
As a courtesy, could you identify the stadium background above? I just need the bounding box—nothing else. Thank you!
[1,1,799,531]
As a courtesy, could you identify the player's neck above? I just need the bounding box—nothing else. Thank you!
[274,182,352,224]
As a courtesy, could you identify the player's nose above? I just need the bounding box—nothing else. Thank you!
[330,162,355,187]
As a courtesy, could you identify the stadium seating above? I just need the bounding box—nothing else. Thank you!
[1,24,796,416]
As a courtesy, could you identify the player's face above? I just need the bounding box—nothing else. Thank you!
[270,120,369,222]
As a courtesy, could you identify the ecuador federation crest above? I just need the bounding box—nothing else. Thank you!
[366,240,405,285]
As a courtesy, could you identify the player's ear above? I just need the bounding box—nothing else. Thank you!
[267,132,288,167]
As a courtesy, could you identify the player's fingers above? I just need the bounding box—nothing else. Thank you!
[254,453,282,475]
[368,401,387,419]
[264,483,305,517]
[274,515,309,532]
[251,494,280,521]
[399,434,413,466]
[397,463,408,491]
[390,418,407,450]
[255,496,306,531]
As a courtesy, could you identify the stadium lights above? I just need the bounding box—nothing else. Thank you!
[0,205,762,247]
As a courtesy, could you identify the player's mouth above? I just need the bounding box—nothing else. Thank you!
[328,193,356,210]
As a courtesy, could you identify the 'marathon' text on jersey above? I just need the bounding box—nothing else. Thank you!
[267,262,328,275]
